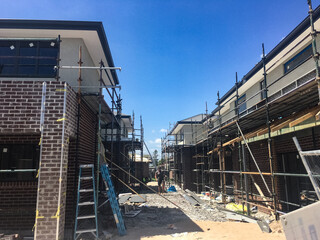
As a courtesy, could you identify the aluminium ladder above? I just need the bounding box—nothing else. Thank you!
[74,164,99,240]
[100,164,126,236]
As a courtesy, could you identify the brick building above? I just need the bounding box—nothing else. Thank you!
[0,20,137,239]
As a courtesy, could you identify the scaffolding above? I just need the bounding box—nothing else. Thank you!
[161,1,320,218]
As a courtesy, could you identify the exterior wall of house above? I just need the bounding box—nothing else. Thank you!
[59,38,101,93]
[64,99,98,235]
[215,35,320,127]
[0,80,77,239]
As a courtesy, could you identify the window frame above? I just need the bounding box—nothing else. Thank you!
[0,39,59,78]
[0,144,40,181]
[284,44,313,74]
[235,94,247,114]
[260,80,266,100]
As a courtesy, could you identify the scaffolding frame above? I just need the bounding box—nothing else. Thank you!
[161,1,320,218]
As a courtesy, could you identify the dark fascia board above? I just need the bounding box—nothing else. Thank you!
[0,19,119,85]
[211,4,320,115]
[121,115,131,119]
[168,120,202,135]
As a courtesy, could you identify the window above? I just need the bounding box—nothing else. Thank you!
[0,144,39,180]
[0,40,59,77]
[284,44,313,73]
[235,94,246,113]
[260,80,266,100]
[180,132,184,141]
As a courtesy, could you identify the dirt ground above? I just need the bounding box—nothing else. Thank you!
[110,183,286,240]
[122,221,285,240]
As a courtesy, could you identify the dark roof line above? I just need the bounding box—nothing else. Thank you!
[0,19,119,84]
[168,120,202,135]
[211,4,320,115]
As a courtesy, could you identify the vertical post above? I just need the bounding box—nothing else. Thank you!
[235,72,244,210]
[73,46,82,237]
[281,154,290,212]
[55,83,67,240]
[307,0,320,103]
[217,91,225,203]
[96,61,103,211]
[262,43,278,219]
[55,35,61,81]
[242,144,250,216]
[34,82,46,240]
[110,88,115,165]
[130,112,135,183]
[140,116,144,163]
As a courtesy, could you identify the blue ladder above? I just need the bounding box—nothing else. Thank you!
[100,164,126,236]
[74,164,99,240]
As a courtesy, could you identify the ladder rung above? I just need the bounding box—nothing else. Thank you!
[79,189,93,192]
[77,215,96,220]
[78,201,95,206]
[76,229,96,234]
[80,164,94,168]
[80,177,93,180]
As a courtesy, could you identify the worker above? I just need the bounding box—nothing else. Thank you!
[155,167,164,193]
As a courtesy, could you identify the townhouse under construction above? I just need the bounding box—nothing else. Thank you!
[0,20,149,239]
[162,2,320,219]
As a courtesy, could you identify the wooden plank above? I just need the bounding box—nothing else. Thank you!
[289,111,316,127]
[222,136,242,147]
[270,119,291,132]
[256,127,269,136]
[315,110,320,121]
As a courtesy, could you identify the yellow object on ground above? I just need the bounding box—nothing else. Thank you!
[226,203,247,213]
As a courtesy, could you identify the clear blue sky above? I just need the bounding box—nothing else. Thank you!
[2,0,320,154]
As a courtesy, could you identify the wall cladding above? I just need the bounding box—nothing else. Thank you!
[0,80,77,239]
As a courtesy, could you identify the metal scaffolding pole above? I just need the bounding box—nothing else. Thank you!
[262,43,278,219]
[217,91,226,203]
[307,0,320,103]
[96,61,103,208]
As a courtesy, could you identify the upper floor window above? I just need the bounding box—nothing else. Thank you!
[235,94,246,114]
[0,39,59,78]
[284,44,312,74]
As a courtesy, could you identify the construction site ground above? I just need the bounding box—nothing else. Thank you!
[109,182,286,240]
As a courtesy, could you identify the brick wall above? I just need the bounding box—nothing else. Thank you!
[229,127,320,214]
[65,99,98,234]
[0,135,39,232]
[0,80,77,239]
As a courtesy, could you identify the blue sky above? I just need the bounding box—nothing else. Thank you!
[2,0,320,155]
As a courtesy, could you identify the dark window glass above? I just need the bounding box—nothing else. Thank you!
[0,144,39,181]
[39,41,58,65]
[19,65,36,75]
[38,66,55,75]
[0,41,16,64]
[284,44,312,73]
[235,94,246,113]
[19,41,37,64]
[0,39,58,77]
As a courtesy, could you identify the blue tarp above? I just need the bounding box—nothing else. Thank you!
[167,186,177,192]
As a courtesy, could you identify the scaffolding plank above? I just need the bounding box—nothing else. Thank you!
[289,111,317,127]
[222,136,242,147]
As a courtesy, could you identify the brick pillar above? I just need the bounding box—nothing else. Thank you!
[35,82,76,240]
